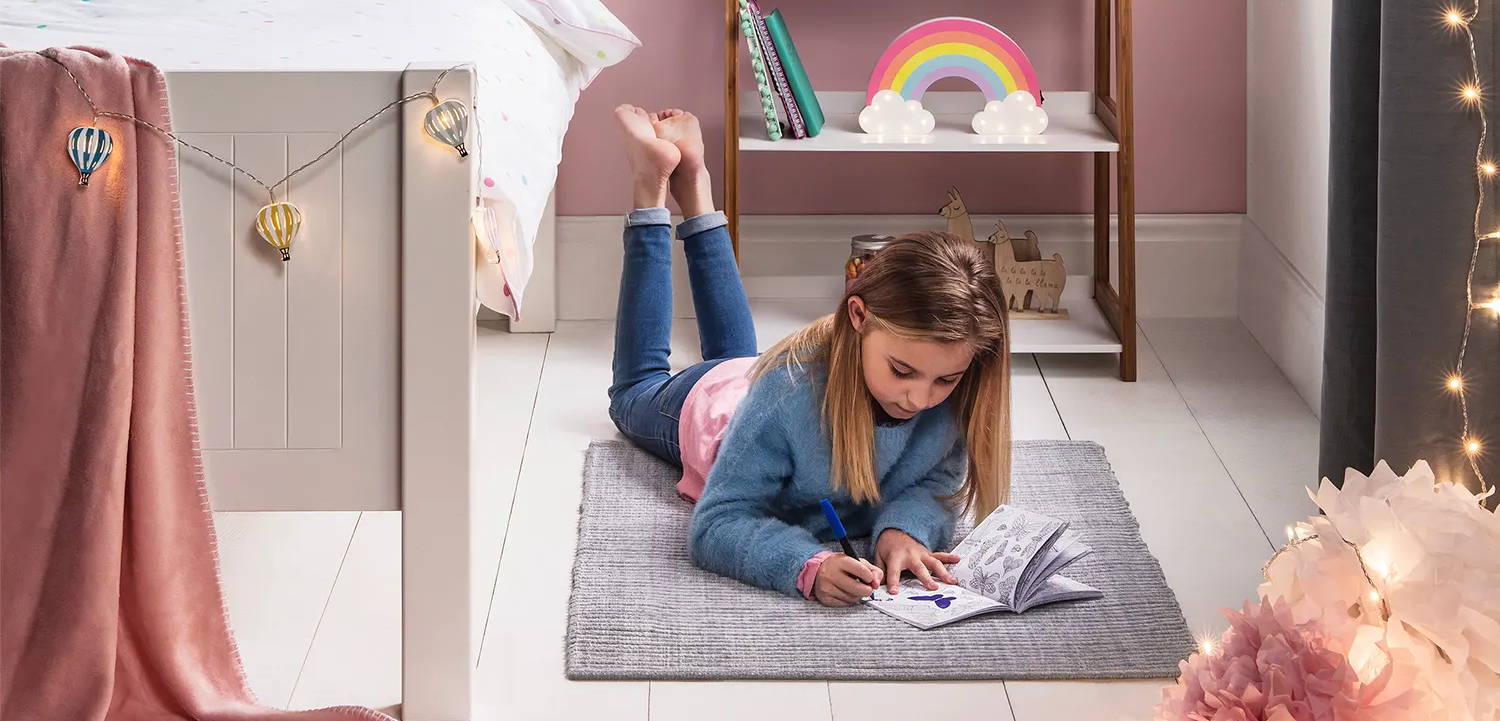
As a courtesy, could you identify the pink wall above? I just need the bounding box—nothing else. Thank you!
[556,1,1246,216]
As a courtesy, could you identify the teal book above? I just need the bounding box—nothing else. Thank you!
[763,9,823,137]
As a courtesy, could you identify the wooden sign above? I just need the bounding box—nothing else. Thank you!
[989,220,1068,320]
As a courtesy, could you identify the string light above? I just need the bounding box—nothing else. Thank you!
[1461,81,1484,106]
[423,99,472,157]
[32,49,473,261]
[1443,0,1492,494]
[1197,637,1217,656]
[1476,288,1500,317]
[255,202,303,262]
[66,126,113,186]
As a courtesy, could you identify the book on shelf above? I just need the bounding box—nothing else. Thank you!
[736,0,781,141]
[748,0,805,139]
[761,8,823,137]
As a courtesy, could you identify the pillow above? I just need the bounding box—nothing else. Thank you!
[504,0,640,69]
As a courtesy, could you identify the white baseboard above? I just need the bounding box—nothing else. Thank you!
[557,213,1243,323]
[1237,217,1325,414]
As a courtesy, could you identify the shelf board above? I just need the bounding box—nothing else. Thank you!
[739,91,1119,154]
[748,275,1122,355]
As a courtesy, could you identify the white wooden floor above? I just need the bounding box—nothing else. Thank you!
[213,314,1320,720]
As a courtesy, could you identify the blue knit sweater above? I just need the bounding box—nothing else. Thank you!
[687,361,968,597]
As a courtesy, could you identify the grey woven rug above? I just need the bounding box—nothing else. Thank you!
[566,439,1193,681]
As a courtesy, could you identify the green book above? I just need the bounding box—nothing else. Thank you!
[763,9,823,137]
[738,0,781,141]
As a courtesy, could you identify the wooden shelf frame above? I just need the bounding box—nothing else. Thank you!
[722,0,1137,381]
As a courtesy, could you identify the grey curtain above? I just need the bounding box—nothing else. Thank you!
[1321,0,1500,491]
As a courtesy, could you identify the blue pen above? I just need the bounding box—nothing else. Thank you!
[819,498,862,561]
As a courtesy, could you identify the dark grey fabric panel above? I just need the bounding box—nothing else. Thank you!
[1320,0,1382,483]
[1322,0,1500,489]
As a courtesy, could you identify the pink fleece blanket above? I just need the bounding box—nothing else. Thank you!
[0,46,392,721]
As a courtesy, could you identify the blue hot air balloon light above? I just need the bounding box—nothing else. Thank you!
[67,126,114,187]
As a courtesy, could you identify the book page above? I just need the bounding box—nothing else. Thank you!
[864,579,1006,630]
[950,505,1065,605]
[1014,574,1103,613]
[1016,531,1091,601]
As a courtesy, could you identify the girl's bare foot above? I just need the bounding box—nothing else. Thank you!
[651,110,715,218]
[615,104,680,208]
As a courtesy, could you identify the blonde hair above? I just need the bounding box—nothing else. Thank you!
[750,231,1012,519]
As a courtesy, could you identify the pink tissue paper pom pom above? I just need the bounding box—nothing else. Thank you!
[1156,599,1419,721]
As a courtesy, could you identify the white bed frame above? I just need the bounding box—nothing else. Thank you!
[171,64,545,721]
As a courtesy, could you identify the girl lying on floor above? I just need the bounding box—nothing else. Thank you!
[606,104,1013,607]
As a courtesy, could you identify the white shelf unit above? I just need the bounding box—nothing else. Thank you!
[738,91,1119,154]
[722,0,1137,378]
[733,93,1123,357]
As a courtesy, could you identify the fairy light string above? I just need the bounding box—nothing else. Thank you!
[39,50,471,205]
[1443,2,1495,495]
[37,49,476,260]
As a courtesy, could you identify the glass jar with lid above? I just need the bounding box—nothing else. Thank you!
[844,234,894,292]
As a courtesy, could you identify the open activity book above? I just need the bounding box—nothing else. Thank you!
[864,506,1104,629]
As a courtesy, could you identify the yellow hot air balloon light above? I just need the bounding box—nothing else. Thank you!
[424,99,471,157]
[255,202,303,262]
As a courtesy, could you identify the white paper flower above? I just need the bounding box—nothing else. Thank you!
[970,91,1049,136]
[1260,460,1500,721]
[858,89,934,135]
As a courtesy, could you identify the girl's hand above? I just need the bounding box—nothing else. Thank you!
[813,554,885,607]
[875,529,960,594]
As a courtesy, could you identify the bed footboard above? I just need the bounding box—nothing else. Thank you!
[173,63,482,720]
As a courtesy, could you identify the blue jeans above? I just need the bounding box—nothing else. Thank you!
[607,209,758,467]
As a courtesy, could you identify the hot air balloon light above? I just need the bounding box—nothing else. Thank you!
[423,99,471,157]
[67,126,113,187]
[255,201,303,262]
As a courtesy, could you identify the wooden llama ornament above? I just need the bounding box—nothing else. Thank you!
[939,187,1040,265]
[988,219,1069,320]
[940,186,977,242]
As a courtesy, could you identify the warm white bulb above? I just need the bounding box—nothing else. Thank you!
[1448,375,1465,391]
[1285,525,1295,541]
[1447,9,1468,26]
[1466,438,1482,454]
[1198,638,1216,656]
[1368,589,1381,602]
[1462,84,1483,104]
[1482,162,1497,176]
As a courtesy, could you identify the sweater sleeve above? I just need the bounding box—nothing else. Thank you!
[871,436,967,552]
[688,373,826,597]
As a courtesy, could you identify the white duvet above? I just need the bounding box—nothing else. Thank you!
[2,0,635,319]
